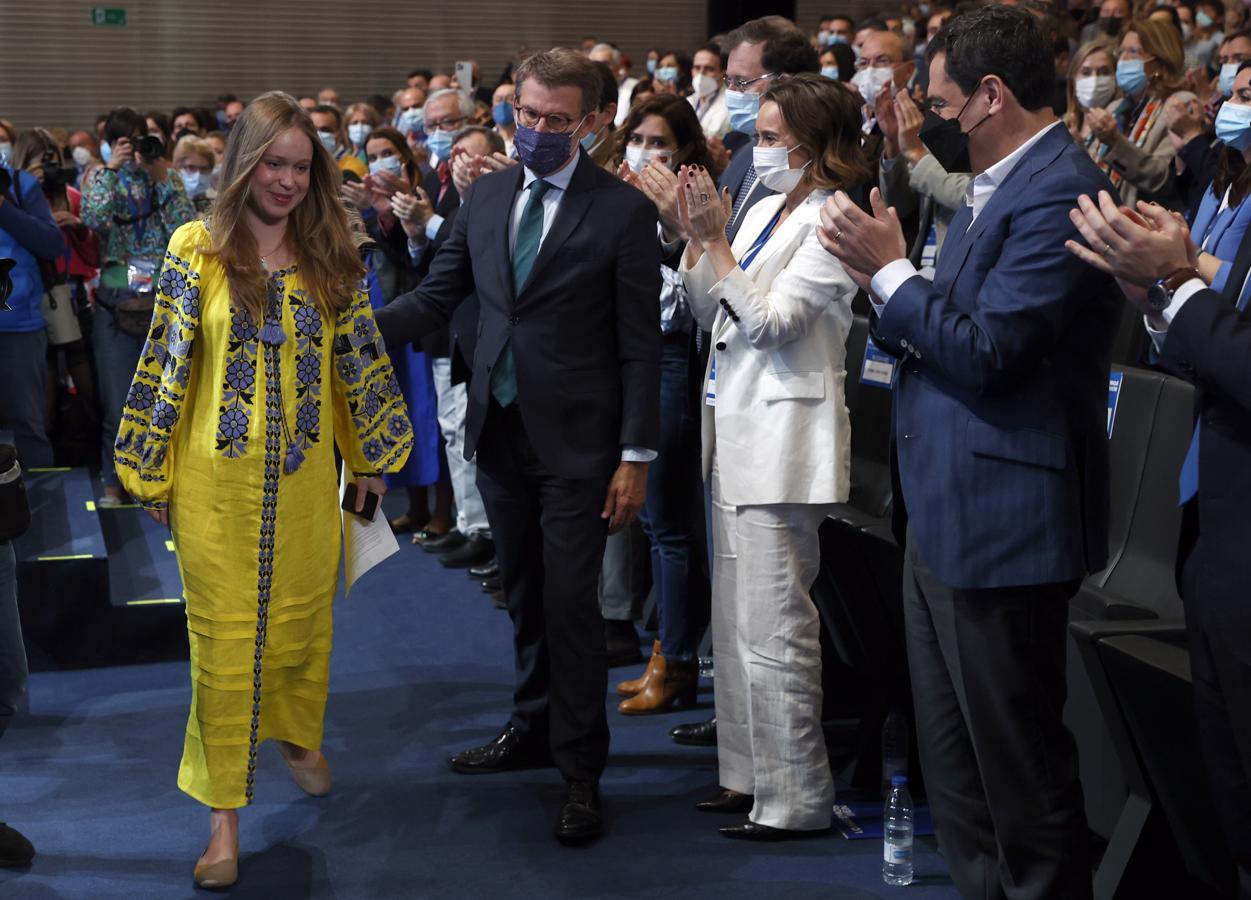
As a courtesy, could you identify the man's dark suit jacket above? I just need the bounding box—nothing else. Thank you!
[375,150,661,480]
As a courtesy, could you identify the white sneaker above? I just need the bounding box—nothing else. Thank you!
[96,495,124,509]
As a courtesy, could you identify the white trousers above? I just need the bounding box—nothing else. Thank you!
[432,358,489,536]
[710,456,836,831]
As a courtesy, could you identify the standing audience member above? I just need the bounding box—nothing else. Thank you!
[820,6,1119,897]
[655,51,693,97]
[310,105,367,180]
[81,107,194,506]
[0,140,65,469]
[113,92,410,889]
[1066,39,1122,157]
[678,74,865,840]
[1079,0,1128,46]
[588,43,639,126]
[375,48,661,845]
[172,135,217,215]
[689,44,730,139]
[1087,18,1188,208]
[492,83,518,157]
[345,103,381,164]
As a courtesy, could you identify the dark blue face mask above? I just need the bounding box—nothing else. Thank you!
[492,101,515,127]
[513,116,586,175]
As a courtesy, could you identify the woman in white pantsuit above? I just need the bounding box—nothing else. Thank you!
[676,74,869,840]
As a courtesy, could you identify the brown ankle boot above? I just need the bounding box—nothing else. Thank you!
[618,654,698,715]
[616,641,662,697]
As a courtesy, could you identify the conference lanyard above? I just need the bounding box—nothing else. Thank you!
[738,208,783,271]
[115,168,155,245]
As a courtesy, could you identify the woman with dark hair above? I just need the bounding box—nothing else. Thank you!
[655,50,693,97]
[145,111,173,158]
[676,73,869,840]
[344,125,451,536]
[1087,17,1189,207]
[81,106,194,507]
[10,128,99,439]
[114,91,411,887]
[611,94,711,715]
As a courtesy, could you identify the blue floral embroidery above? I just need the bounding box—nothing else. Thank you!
[226,358,256,393]
[352,315,376,345]
[287,289,323,458]
[363,389,381,419]
[151,399,178,431]
[337,355,362,385]
[294,304,321,337]
[159,267,187,300]
[388,413,408,437]
[231,311,259,343]
[182,286,200,318]
[218,407,250,440]
[296,353,319,387]
[363,439,383,463]
[127,382,155,411]
[296,400,318,433]
[218,305,259,458]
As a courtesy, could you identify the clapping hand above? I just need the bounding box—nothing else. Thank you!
[638,162,683,239]
[817,188,906,293]
[340,180,371,212]
[675,165,731,248]
[1085,107,1120,145]
[894,91,927,165]
[391,186,434,241]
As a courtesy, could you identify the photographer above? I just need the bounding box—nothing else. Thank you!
[81,107,193,508]
[0,146,67,470]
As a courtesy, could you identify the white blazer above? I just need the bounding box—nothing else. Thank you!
[688,91,730,139]
[680,190,855,507]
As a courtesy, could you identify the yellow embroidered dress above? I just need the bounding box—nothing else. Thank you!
[114,221,411,809]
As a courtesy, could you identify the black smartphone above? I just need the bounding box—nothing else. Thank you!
[341,483,380,520]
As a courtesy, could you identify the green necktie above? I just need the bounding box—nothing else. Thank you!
[492,179,551,407]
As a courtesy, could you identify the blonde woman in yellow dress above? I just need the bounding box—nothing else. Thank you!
[113,92,412,889]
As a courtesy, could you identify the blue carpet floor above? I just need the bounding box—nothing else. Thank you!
[0,512,959,899]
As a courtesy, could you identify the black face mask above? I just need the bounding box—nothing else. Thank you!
[1098,16,1123,36]
[917,86,991,174]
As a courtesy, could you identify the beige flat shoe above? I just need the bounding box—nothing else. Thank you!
[193,838,239,890]
[281,747,332,797]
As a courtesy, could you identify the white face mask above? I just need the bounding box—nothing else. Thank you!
[1074,74,1117,110]
[71,146,92,168]
[348,123,373,146]
[753,144,809,193]
[852,66,895,105]
[693,74,720,99]
[368,155,404,178]
[624,145,674,173]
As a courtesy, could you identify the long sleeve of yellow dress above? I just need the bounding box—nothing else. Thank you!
[114,221,411,810]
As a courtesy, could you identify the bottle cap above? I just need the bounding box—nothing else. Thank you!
[891,773,908,786]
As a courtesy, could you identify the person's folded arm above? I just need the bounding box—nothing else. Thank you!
[908,154,972,214]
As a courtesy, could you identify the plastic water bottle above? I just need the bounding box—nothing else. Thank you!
[883,774,914,886]
[881,709,909,797]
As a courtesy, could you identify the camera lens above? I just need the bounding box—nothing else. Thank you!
[136,134,164,161]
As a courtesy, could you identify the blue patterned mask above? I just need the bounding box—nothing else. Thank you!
[514,119,585,175]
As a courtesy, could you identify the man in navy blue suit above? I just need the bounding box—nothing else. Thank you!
[821,7,1120,898]
[1068,189,1251,898]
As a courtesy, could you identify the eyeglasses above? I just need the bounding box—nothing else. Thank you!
[1117,47,1153,61]
[425,114,467,132]
[513,104,584,132]
[725,72,777,92]
[855,56,901,71]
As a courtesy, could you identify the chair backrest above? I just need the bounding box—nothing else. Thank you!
[1087,366,1164,588]
[843,316,894,517]
[1101,374,1192,619]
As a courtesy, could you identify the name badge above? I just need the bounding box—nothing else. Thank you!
[1107,371,1123,437]
[860,343,896,389]
[705,353,717,406]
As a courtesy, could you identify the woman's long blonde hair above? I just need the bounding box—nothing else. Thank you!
[203,91,363,325]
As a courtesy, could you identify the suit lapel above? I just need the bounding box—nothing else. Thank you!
[518,151,595,298]
[1227,220,1251,310]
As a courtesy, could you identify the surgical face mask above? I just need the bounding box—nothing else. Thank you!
[818,30,831,45]
[624,145,674,173]
[317,131,338,154]
[693,74,719,98]
[852,66,895,104]
[1197,10,1215,28]
[753,143,810,193]
[726,88,761,136]
[1116,59,1148,96]
[100,141,112,164]
[1075,74,1117,109]
[369,155,404,178]
[646,58,658,75]
[832,33,850,46]
[513,116,586,174]
[426,128,454,160]
[71,146,92,168]
[1220,62,1240,96]
[821,65,841,80]
[580,128,599,151]
[179,169,208,197]
[492,101,514,126]
[1215,99,1251,150]
[398,107,425,136]
[348,123,372,146]
[917,84,991,173]
[656,66,680,84]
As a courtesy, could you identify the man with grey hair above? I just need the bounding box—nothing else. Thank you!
[589,42,638,125]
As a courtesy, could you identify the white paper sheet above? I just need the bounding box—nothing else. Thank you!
[340,471,399,596]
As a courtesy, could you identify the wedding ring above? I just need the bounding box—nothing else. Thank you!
[1101,242,1113,256]
[700,192,710,203]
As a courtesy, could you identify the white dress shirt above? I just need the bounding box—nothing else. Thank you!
[511,152,656,463]
[869,120,1063,307]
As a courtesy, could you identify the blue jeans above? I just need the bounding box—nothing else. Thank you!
[0,330,53,469]
[0,541,26,740]
[638,339,706,660]
[93,299,147,489]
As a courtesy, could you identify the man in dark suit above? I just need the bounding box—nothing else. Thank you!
[1068,188,1251,899]
[375,48,661,844]
[821,7,1120,898]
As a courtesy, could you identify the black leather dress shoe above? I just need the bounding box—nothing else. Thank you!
[421,529,467,554]
[440,535,495,568]
[489,590,507,609]
[448,725,550,774]
[468,559,499,579]
[670,717,717,747]
[556,781,604,844]
[0,823,34,868]
[481,576,502,593]
[719,822,816,841]
[695,789,754,814]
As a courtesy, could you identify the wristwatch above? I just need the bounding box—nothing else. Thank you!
[1146,266,1201,313]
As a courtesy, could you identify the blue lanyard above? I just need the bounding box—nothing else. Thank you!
[738,208,783,271]
[1200,201,1238,253]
